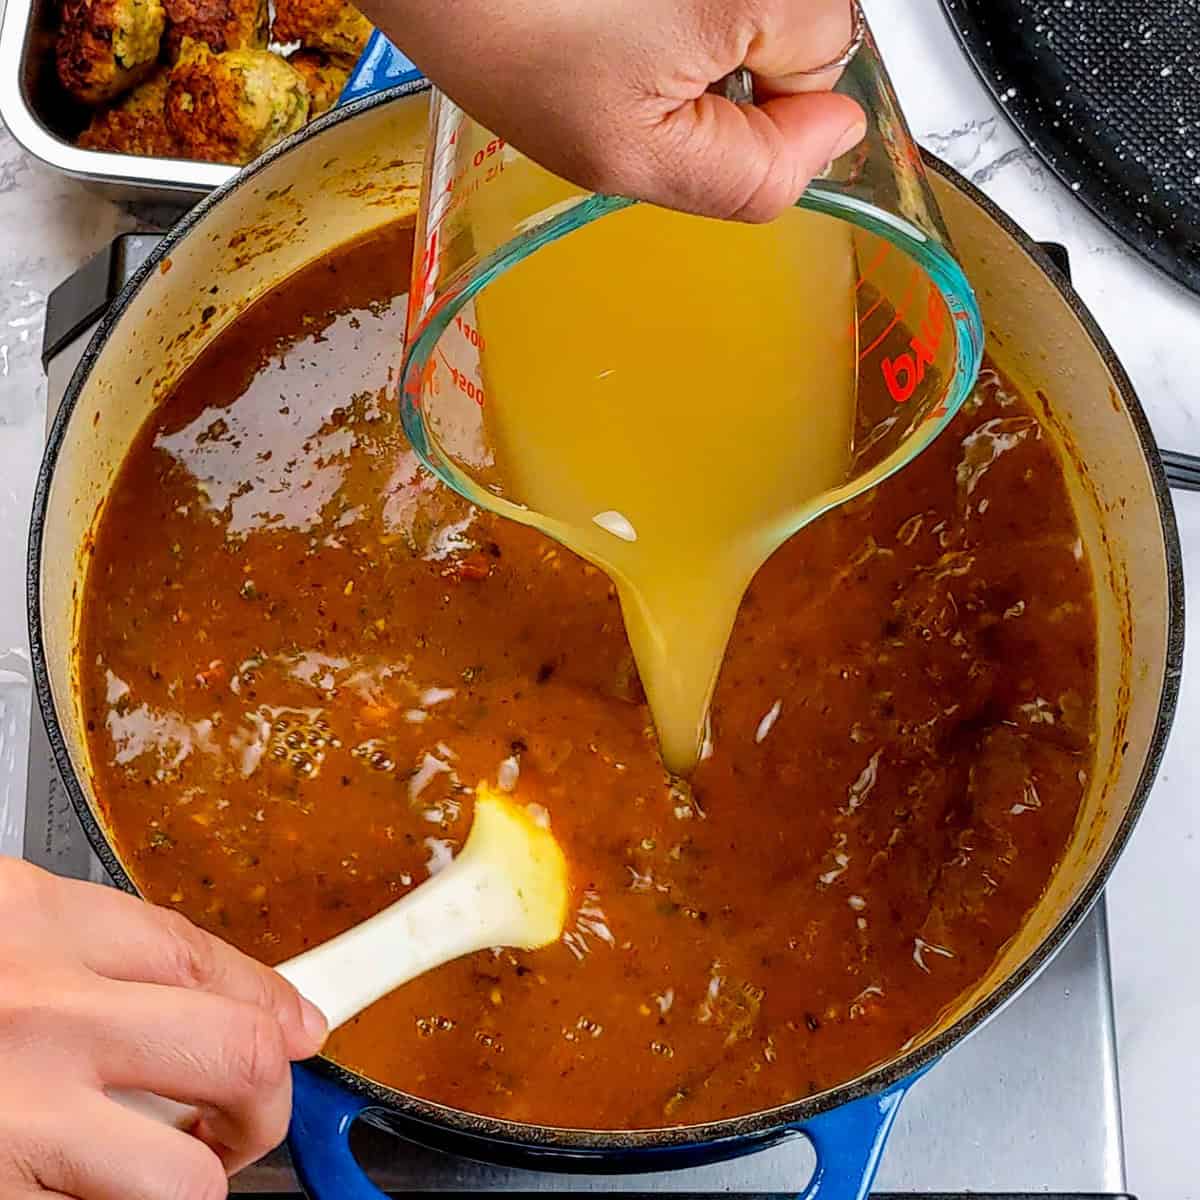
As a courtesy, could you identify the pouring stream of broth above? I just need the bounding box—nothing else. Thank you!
[474,204,858,771]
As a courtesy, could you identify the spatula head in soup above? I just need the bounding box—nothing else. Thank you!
[458,783,570,951]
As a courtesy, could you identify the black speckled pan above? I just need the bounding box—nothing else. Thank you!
[940,0,1200,296]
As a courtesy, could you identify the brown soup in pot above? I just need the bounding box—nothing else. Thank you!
[79,219,1098,1130]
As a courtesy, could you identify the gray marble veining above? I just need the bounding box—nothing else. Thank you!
[0,0,1197,1193]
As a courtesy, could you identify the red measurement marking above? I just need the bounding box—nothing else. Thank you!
[416,228,439,300]
[403,230,443,410]
[844,244,895,336]
[856,290,888,329]
[434,349,486,406]
[858,264,922,361]
[455,314,485,350]
[902,138,925,173]
[471,137,506,168]
[881,287,949,406]
[854,241,891,290]
[451,367,485,406]
[418,356,438,405]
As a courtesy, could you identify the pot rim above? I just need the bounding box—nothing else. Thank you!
[26,81,1185,1152]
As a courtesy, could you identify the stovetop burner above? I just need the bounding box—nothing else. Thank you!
[25,234,1132,1198]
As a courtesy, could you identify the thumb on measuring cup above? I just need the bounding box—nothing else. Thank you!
[645,89,865,223]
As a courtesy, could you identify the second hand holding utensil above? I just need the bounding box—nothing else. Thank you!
[112,785,569,1128]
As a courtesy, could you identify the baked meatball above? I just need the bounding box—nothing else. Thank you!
[77,69,179,154]
[57,0,166,104]
[164,39,309,164]
[161,0,268,61]
[272,0,372,62]
[287,49,349,116]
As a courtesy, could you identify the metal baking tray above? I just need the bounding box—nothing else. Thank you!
[1,0,239,202]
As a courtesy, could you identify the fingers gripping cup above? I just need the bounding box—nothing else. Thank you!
[397,14,985,774]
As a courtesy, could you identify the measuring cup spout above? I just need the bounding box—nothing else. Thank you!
[396,15,984,774]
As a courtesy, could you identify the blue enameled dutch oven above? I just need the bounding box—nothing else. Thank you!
[27,48,1182,1200]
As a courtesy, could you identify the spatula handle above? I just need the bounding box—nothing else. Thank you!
[109,790,561,1136]
[276,850,524,1028]
[107,846,525,1130]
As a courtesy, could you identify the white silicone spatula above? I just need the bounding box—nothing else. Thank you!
[112,784,569,1128]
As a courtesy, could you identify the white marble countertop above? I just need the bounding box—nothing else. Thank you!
[0,0,1196,1194]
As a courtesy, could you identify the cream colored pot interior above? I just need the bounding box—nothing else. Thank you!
[37,93,1172,1081]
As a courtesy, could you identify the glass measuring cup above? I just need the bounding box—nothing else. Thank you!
[394,17,986,769]
[398,20,984,526]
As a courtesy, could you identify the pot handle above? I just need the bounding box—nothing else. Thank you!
[339,32,424,105]
[789,1070,923,1200]
[287,1060,924,1200]
[287,1065,385,1200]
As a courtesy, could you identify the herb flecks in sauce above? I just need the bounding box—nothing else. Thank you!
[80,222,1097,1130]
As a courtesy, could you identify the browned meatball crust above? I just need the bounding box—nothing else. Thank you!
[77,69,180,154]
[163,39,309,164]
[272,0,372,61]
[57,0,165,104]
[287,49,349,116]
[161,0,268,62]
